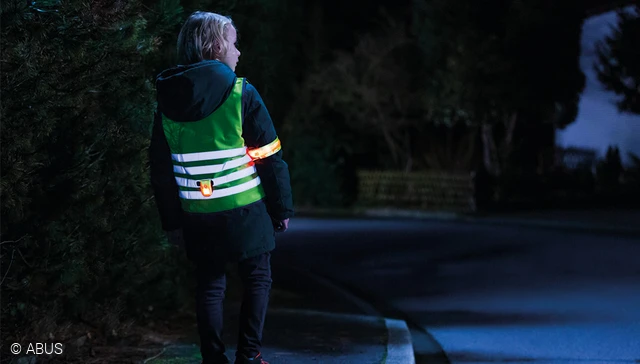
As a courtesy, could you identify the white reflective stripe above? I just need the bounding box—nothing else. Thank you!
[179,177,262,199]
[172,147,247,163]
[173,155,252,176]
[174,165,257,188]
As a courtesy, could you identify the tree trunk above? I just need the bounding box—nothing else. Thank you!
[482,123,500,176]
[501,112,518,171]
[381,126,399,168]
[458,127,478,171]
[403,130,412,172]
[504,112,517,152]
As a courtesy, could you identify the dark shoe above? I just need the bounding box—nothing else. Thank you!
[234,352,268,364]
[202,355,230,364]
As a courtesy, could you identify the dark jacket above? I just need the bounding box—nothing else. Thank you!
[149,60,294,261]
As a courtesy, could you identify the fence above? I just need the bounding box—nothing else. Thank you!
[356,170,476,213]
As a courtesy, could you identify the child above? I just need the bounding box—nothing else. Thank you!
[149,11,294,364]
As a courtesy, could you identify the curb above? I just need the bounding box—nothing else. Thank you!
[287,265,445,364]
[287,266,417,364]
[383,318,415,364]
[295,207,640,237]
[288,265,451,363]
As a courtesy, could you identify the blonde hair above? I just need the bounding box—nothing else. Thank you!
[176,11,234,64]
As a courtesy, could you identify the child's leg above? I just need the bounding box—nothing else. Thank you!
[236,252,272,359]
[196,262,229,363]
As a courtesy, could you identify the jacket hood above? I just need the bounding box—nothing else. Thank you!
[156,60,236,122]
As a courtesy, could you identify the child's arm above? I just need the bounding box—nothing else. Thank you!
[241,80,294,223]
[149,110,183,232]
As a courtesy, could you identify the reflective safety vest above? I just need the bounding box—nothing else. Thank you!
[162,77,281,213]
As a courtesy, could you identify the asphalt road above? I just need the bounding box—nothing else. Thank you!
[272,217,640,364]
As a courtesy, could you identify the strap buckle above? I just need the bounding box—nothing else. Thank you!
[196,180,213,197]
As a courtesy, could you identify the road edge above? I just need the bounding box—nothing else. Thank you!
[287,265,449,364]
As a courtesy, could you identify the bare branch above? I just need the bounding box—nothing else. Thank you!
[0,234,28,246]
[0,249,16,286]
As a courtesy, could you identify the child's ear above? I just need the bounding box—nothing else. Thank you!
[209,42,222,60]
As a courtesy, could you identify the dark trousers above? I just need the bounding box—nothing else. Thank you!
[195,252,272,363]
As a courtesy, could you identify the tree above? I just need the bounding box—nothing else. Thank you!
[623,152,640,204]
[412,0,585,176]
[595,5,640,114]
[294,16,421,171]
[191,0,306,128]
[596,145,624,191]
[625,152,640,184]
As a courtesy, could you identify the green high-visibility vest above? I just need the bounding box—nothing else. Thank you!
[162,77,266,213]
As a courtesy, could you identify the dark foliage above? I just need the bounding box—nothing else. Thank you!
[1,0,191,345]
[595,5,640,114]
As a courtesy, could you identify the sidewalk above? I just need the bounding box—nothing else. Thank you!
[143,265,416,364]
[295,207,640,236]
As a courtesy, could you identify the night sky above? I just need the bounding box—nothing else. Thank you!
[557,7,640,165]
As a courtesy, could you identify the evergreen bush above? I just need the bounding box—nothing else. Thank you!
[1,0,191,344]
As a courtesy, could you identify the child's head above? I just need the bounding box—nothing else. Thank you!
[176,11,241,71]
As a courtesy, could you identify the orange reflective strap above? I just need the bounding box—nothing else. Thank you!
[247,137,281,160]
